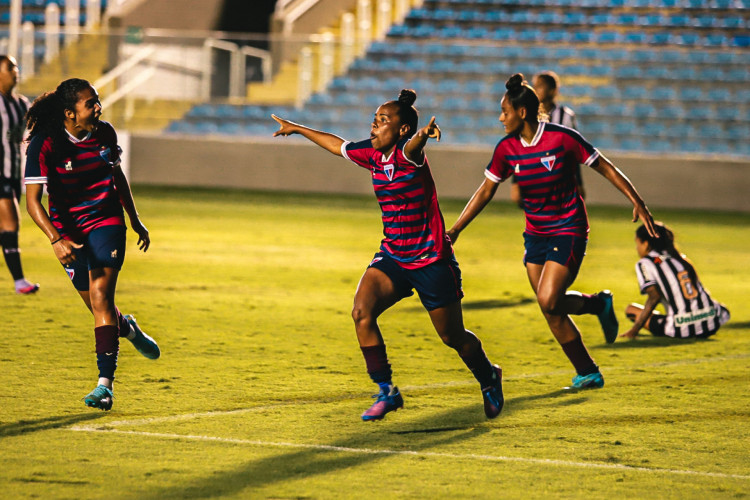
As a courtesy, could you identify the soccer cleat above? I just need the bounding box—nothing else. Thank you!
[481,365,504,419]
[83,384,114,411]
[596,290,619,343]
[361,386,403,421]
[15,280,40,294]
[571,371,604,389]
[124,314,160,360]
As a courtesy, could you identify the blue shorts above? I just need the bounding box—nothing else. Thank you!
[523,232,587,280]
[63,225,127,291]
[368,252,464,311]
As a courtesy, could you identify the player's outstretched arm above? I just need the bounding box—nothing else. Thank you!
[621,286,661,339]
[404,116,441,165]
[25,183,82,264]
[272,114,345,157]
[113,164,150,252]
[591,155,657,238]
[447,177,499,244]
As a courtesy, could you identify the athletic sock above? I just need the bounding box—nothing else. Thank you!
[1,231,24,281]
[115,307,134,339]
[94,325,120,380]
[457,332,496,388]
[560,334,599,376]
[567,291,604,315]
[360,344,393,390]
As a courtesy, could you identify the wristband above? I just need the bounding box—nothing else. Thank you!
[51,237,63,245]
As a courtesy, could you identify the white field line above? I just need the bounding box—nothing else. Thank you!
[68,427,750,481]
[79,352,750,429]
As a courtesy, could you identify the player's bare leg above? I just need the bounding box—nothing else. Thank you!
[429,301,503,418]
[352,267,403,420]
[527,262,603,389]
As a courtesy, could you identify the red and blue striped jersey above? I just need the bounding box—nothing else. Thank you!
[341,137,452,269]
[485,122,599,237]
[25,121,125,239]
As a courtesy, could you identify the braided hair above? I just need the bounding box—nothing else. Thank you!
[636,222,698,286]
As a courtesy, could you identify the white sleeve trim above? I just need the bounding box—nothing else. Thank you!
[484,169,502,183]
[24,177,47,184]
[584,149,600,167]
[402,136,425,168]
[340,141,353,161]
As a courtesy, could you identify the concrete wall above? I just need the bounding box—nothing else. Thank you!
[130,134,750,212]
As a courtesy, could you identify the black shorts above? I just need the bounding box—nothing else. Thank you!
[368,252,464,311]
[0,177,21,202]
[523,232,588,280]
[63,225,127,291]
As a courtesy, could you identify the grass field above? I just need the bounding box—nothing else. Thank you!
[1,186,748,499]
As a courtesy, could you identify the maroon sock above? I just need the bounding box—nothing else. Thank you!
[360,344,392,385]
[568,292,604,315]
[560,334,598,375]
[115,307,130,337]
[94,325,120,380]
[457,332,496,388]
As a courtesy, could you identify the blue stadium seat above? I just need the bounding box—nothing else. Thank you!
[570,30,594,43]
[594,85,619,99]
[595,31,621,44]
[651,87,677,101]
[678,87,704,101]
[706,88,731,102]
[622,86,644,100]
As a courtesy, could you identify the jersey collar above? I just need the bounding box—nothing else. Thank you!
[65,128,92,143]
[520,121,545,148]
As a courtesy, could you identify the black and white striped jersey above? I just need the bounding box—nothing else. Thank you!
[548,104,577,130]
[0,91,29,181]
[635,250,728,337]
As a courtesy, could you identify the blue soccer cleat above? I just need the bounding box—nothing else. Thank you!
[84,384,114,411]
[124,314,160,360]
[482,365,504,419]
[596,290,619,343]
[361,386,404,421]
[571,372,605,389]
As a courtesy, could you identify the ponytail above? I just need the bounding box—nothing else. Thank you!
[636,222,698,285]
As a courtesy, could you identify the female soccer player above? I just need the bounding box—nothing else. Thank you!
[272,89,504,421]
[0,55,38,294]
[24,78,160,411]
[448,74,657,389]
[622,222,730,340]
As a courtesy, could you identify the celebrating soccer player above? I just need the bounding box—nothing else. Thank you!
[24,78,160,411]
[622,221,730,340]
[0,55,38,294]
[448,74,657,390]
[273,89,504,421]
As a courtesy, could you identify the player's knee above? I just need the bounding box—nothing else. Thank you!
[537,293,561,316]
[351,305,374,328]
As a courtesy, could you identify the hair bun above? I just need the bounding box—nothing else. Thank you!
[398,89,417,107]
[505,73,525,91]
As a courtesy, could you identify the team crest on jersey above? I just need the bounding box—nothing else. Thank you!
[383,164,395,181]
[65,267,75,281]
[99,146,112,164]
[541,155,556,171]
[514,164,520,174]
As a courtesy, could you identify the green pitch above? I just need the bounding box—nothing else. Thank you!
[1,186,748,499]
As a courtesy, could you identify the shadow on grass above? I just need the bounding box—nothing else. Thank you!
[139,405,491,499]
[403,296,535,313]
[720,320,750,330]
[0,413,105,438]
[605,335,713,349]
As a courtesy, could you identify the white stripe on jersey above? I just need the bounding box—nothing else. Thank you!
[0,92,29,180]
[548,104,577,130]
[635,250,726,337]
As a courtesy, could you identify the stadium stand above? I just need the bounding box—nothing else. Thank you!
[167,0,750,157]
